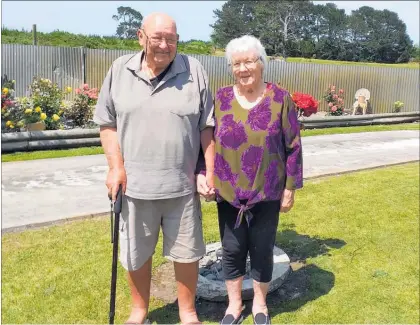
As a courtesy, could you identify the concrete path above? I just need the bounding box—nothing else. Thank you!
[2,130,419,231]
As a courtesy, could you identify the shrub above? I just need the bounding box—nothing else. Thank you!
[291,92,318,118]
[393,101,404,113]
[27,77,67,130]
[323,85,345,116]
[64,84,98,127]
[1,77,23,132]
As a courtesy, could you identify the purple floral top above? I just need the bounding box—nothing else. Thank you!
[213,83,303,228]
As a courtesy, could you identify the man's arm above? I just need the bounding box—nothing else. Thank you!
[93,64,126,201]
[99,127,126,201]
[200,127,215,188]
[196,63,216,197]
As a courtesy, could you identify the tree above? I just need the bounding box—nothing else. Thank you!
[112,6,143,39]
[254,1,308,58]
[347,6,413,63]
[210,0,258,48]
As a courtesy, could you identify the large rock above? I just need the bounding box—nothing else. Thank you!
[196,242,291,302]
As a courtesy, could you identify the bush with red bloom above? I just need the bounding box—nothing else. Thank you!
[324,84,345,116]
[291,92,318,118]
[64,84,99,127]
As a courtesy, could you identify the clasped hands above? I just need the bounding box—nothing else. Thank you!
[196,173,215,201]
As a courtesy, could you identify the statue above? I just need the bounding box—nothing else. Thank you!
[352,88,372,115]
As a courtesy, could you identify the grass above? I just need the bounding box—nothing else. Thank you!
[2,123,419,163]
[2,163,419,324]
[213,50,420,69]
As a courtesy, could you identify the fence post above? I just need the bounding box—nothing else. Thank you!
[32,24,37,45]
[80,47,86,84]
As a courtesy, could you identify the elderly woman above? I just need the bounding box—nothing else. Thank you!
[212,35,303,325]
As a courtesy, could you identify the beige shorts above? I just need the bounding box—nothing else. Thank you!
[119,192,205,271]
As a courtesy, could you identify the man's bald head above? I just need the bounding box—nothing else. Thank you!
[137,12,178,71]
[141,12,177,35]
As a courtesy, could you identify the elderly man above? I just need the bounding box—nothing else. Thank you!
[93,12,215,324]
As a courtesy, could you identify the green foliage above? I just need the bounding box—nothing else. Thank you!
[393,101,404,113]
[1,77,21,131]
[26,78,65,130]
[210,1,414,63]
[112,6,143,39]
[323,85,345,116]
[64,84,98,127]
[1,28,214,54]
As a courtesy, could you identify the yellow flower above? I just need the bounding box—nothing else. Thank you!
[9,124,14,129]
[66,86,72,93]
[17,121,24,127]
[35,106,42,113]
[25,108,33,114]
[40,113,47,120]
[58,110,64,116]
[2,88,9,95]
[6,120,12,126]
[52,114,60,121]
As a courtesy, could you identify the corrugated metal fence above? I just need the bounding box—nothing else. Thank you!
[2,44,419,113]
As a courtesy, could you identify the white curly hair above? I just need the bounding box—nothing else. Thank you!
[225,35,268,69]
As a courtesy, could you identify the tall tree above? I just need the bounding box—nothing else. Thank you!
[210,0,258,48]
[254,0,308,57]
[348,6,413,63]
[112,6,143,39]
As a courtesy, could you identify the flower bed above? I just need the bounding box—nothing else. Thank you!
[1,76,98,133]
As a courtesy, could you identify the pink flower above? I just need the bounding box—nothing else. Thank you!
[339,89,344,94]
[331,106,337,112]
[338,98,343,103]
[75,88,81,94]
[83,84,89,90]
[328,102,333,107]
[333,94,338,99]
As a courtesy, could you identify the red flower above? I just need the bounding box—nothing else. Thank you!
[292,92,318,117]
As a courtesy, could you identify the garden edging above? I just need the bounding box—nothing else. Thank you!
[1,112,419,153]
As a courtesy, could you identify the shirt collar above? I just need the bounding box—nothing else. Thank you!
[125,50,187,77]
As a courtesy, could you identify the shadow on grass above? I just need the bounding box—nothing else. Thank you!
[275,226,346,263]
[148,228,345,324]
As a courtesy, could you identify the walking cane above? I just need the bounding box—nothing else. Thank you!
[109,184,123,325]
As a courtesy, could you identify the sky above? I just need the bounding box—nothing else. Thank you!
[1,1,419,45]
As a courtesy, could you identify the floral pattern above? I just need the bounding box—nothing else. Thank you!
[273,86,288,104]
[265,117,281,154]
[217,114,247,150]
[246,96,272,131]
[213,83,303,227]
[241,145,264,187]
[216,87,234,111]
[214,153,239,187]
[264,160,281,200]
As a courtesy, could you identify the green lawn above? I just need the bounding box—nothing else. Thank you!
[2,163,419,324]
[2,123,418,162]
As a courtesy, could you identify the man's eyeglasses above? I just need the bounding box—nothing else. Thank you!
[231,57,261,70]
[141,29,178,46]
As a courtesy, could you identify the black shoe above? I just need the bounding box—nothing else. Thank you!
[253,313,270,325]
[220,313,244,324]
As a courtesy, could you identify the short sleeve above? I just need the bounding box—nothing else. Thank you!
[93,65,117,128]
[197,64,215,131]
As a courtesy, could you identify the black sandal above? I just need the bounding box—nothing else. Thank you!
[253,313,271,325]
[220,313,244,324]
